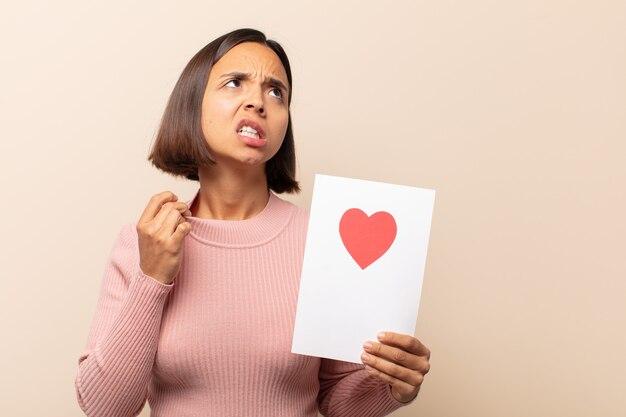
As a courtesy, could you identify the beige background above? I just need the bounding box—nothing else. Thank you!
[1,0,625,416]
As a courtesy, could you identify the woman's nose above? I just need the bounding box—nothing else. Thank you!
[244,89,265,115]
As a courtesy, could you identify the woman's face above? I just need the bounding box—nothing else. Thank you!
[201,42,290,170]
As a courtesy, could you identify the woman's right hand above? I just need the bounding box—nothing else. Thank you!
[137,191,192,284]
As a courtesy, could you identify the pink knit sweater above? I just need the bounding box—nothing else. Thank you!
[75,190,410,417]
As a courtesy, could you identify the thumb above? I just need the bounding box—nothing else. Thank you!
[172,221,192,244]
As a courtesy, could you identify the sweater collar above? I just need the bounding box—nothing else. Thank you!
[184,189,295,247]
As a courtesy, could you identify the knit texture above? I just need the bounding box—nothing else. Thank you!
[76,190,411,417]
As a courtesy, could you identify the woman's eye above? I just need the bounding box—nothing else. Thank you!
[269,88,283,99]
[225,79,241,88]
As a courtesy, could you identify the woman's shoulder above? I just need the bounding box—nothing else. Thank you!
[271,193,310,230]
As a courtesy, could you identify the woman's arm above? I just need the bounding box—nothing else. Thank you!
[75,223,173,417]
[317,331,430,417]
[317,359,411,417]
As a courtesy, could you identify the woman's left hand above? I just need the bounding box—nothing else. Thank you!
[361,332,431,403]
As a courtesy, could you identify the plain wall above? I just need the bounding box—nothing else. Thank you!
[1,1,625,416]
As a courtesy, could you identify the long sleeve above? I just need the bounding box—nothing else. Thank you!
[317,358,412,417]
[75,223,173,417]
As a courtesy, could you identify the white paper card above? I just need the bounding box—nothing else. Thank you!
[291,174,436,363]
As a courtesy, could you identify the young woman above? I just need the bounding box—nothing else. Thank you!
[76,28,430,417]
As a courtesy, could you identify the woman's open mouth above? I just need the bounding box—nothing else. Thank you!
[236,119,267,148]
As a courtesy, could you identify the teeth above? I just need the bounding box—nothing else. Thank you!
[239,125,260,139]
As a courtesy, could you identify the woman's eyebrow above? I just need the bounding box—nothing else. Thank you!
[219,71,289,93]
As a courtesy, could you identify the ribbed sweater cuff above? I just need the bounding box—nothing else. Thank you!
[98,270,172,364]
[359,373,413,416]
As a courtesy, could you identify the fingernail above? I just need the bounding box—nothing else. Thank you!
[361,353,369,363]
[378,332,386,340]
[363,342,373,350]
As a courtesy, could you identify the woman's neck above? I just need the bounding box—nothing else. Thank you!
[192,164,270,221]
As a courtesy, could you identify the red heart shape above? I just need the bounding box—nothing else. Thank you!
[339,208,397,270]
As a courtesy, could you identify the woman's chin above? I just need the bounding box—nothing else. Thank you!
[214,154,268,170]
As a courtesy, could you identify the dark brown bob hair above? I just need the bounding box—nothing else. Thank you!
[148,28,299,193]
